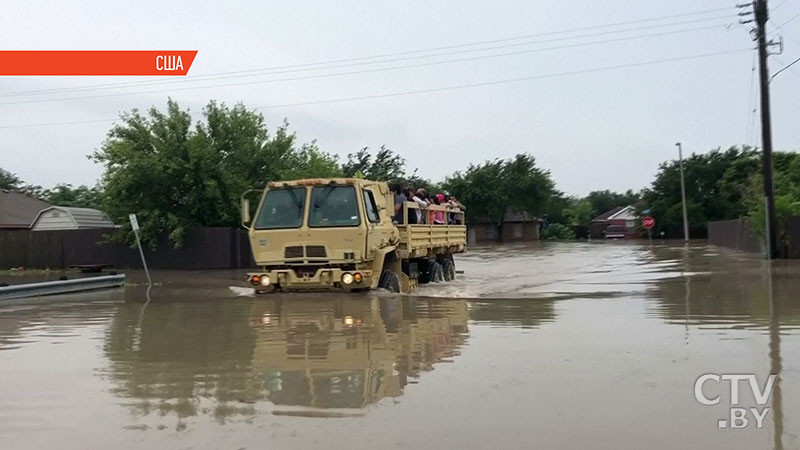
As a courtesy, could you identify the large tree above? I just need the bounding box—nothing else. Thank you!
[41,184,104,209]
[91,99,339,246]
[745,151,800,250]
[342,146,405,181]
[642,146,760,237]
[443,154,556,239]
[0,168,24,191]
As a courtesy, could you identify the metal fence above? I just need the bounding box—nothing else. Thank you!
[707,218,763,254]
[708,216,800,257]
[0,227,256,270]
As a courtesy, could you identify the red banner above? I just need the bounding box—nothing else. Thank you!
[0,51,198,76]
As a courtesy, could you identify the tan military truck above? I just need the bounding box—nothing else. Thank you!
[241,178,466,294]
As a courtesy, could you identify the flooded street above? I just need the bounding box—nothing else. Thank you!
[2,242,800,449]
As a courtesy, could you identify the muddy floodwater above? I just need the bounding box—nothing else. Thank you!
[2,242,800,450]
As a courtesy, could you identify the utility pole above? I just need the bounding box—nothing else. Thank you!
[675,142,690,242]
[743,0,779,258]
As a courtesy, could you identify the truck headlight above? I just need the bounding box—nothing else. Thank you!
[260,275,271,286]
[341,273,354,285]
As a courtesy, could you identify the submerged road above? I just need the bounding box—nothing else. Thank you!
[1,242,798,450]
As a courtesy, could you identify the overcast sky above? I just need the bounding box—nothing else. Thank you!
[1,0,799,196]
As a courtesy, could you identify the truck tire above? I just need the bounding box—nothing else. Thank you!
[378,270,401,293]
[424,261,444,283]
[441,258,456,281]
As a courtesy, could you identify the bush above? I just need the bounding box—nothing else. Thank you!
[541,223,576,240]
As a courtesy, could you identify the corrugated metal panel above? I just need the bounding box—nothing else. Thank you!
[31,209,78,230]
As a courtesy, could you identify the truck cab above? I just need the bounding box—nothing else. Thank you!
[243,178,466,294]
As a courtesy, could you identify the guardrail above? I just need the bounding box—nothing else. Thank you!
[0,274,126,301]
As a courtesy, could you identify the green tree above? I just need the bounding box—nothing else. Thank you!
[42,184,104,208]
[745,151,800,251]
[443,154,556,240]
[0,168,24,191]
[342,146,405,181]
[561,197,594,226]
[541,223,576,240]
[643,146,759,236]
[0,168,43,197]
[91,99,339,247]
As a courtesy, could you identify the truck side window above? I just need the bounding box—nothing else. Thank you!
[363,189,381,223]
[363,190,380,223]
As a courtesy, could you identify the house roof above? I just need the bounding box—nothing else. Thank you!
[31,206,116,229]
[606,205,637,221]
[592,206,625,222]
[0,190,52,228]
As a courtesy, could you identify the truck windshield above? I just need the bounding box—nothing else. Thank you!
[308,185,360,227]
[254,187,306,229]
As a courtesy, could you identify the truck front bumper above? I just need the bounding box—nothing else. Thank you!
[247,268,374,293]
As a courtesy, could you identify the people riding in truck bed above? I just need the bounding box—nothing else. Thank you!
[388,183,464,225]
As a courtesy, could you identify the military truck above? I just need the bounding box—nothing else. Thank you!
[241,178,466,294]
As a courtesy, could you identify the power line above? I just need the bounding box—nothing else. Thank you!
[745,50,758,145]
[0,8,736,98]
[251,49,750,109]
[773,0,789,11]
[0,23,736,107]
[777,10,800,26]
[771,54,800,80]
[0,48,750,129]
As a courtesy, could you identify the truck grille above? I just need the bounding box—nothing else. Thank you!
[305,245,327,258]
[284,246,304,259]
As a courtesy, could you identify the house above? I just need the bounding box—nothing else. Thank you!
[591,205,638,239]
[30,206,115,231]
[0,190,52,229]
[469,211,543,244]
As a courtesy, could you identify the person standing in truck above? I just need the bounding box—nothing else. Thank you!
[391,183,405,224]
[433,193,446,225]
[411,188,429,224]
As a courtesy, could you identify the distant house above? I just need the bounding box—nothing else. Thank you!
[591,205,638,239]
[469,211,543,243]
[0,190,52,229]
[30,206,115,231]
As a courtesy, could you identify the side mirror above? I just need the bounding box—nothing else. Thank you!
[241,198,251,226]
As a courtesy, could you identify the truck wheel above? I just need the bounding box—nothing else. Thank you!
[441,258,456,281]
[378,270,401,293]
[426,261,444,283]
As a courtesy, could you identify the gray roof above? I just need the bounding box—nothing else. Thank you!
[32,206,116,229]
[0,190,52,228]
[592,206,626,222]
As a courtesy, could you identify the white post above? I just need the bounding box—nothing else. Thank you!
[675,142,690,242]
[129,214,152,287]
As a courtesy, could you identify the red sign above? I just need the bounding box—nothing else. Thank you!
[0,51,198,76]
[642,216,655,230]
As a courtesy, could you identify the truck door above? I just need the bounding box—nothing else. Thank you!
[361,184,394,261]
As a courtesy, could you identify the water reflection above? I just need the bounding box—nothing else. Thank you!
[103,296,474,421]
[646,247,800,450]
[4,243,800,449]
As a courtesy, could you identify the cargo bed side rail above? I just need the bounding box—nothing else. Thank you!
[397,202,466,257]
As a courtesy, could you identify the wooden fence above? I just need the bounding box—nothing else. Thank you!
[0,227,256,270]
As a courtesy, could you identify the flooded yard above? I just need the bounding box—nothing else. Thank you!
[1,242,799,449]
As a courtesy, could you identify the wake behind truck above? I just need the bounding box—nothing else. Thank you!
[241,178,467,294]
